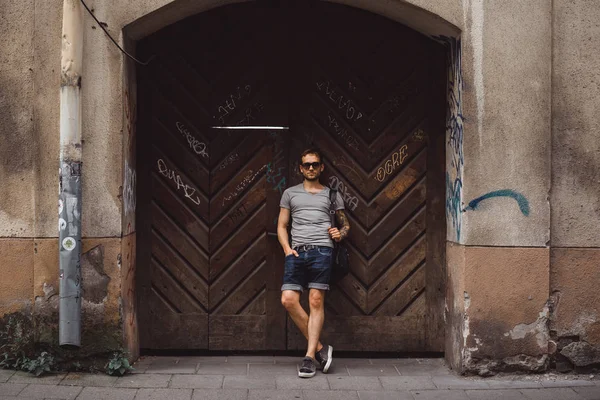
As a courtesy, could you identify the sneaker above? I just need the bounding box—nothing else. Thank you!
[298,357,317,378]
[315,344,333,373]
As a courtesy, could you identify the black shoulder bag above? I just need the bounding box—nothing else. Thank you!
[329,188,350,283]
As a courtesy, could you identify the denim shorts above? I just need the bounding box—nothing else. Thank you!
[281,246,333,292]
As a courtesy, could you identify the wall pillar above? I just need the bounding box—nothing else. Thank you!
[445,0,552,374]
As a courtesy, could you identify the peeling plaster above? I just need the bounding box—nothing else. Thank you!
[505,304,550,349]
[462,291,475,364]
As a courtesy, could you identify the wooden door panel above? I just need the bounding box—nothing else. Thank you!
[151,148,210,220]
[151,203,209,282]
[151,174,210,252]
[137,1,444,352]
[149,256,206,313]
[210,229,268,307]
[209,146,270,223]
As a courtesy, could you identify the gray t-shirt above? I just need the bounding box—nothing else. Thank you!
[280,183,345,248]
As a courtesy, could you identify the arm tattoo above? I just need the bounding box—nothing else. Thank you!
[335,210,351,240]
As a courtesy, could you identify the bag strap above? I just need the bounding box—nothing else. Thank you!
[329,188,337,228]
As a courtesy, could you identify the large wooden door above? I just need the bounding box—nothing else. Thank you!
[137,1,445,352]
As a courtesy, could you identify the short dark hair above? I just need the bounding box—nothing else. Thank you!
[299,148,322,165]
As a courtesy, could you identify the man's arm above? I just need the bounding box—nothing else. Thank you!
[277,207,298,256]
[329,210,351,242]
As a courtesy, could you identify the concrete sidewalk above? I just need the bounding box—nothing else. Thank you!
[1,356,599,399]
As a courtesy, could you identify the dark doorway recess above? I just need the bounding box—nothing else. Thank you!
[136,0,446,352]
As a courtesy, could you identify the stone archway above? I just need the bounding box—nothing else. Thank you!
[118,0,461,357]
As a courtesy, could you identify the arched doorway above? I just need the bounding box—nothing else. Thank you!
[135,0,446,352]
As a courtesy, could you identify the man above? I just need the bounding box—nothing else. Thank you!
[277,148,350,378]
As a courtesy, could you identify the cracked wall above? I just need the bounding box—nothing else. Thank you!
[447,246,550,375]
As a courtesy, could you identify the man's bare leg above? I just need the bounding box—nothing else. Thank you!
[281,290,323,352]
[306,289,325,359]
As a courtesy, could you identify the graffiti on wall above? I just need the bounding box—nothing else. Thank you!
[464,190,530,216]
[266,131,287,194]
[214,84,252,124]
[123,88,136,233]
[123,160,136,217]
[222,164,269,206]
[435,36,464,241]
[157,158,201,206]
[236,102,264,126]
[375,144,409,182]
[176,122,208,158]
[328,175,359,211]
[316,80,364,122]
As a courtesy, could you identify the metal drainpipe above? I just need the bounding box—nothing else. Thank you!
[59,0,84,347]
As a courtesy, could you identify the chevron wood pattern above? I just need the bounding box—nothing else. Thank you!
[137,1,445,352]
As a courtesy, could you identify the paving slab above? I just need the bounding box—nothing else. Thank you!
[333,358,373,366]
[431,376,490,390]
[379,376,436,391]
[7,371,66,385]
[411,389,469,400]
[465,389,527,400]
[347,365,399,377]
[170,375,224,389]
[274,357,303,364]
[134,388,193,400]
[0,396,39,400]
[114,373,171,388]
[320,366,349,376]
[369,359,402,365]
[540,379,596,388]
[248,389,303,400]
[573,386,600,400]
[356,390,414,399]
[18,383,82,399]
[75,386,137,400]
[226,357,274,365]
[276,375,329,390]
[191,389,248,400]
[520,388,585,400]
[193,357,229,364]
[392,359,446,367]
[303,390,359,400]
[248,364,298,376]
[196,364,248,376]
[394,364,452,377]
[145,358,198,374]
[484,379,542,389]
[223,376,275,390]
[131,357,154,374]
[327,376,382,391]
[0,370,15,383]
[0,382,26,395]
[59,373,118,387]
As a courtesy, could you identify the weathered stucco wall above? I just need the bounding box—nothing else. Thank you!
[551,0,600,248]
[0,0,35,237]
[1,0,599,373]
[550,0,600,371]
[460,0,551,247]
[34,0,62,238]
[445,0,554,375]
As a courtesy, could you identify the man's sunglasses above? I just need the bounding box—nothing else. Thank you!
[301,162,321,169]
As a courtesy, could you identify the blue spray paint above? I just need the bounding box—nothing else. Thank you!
[446,174,463,240]
[463,190,530,216]
[434,35,464,241]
